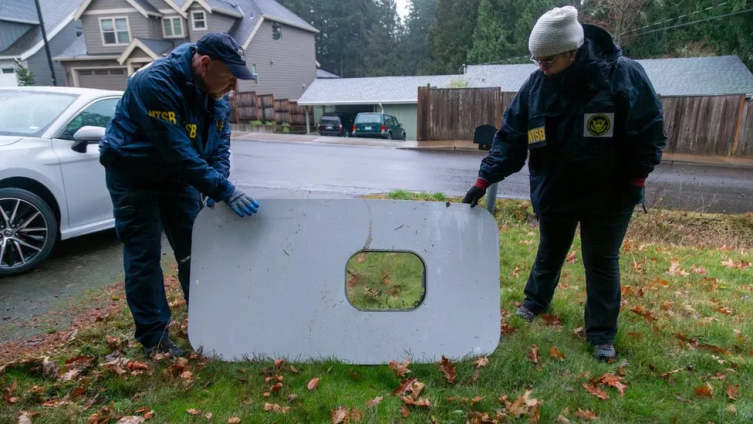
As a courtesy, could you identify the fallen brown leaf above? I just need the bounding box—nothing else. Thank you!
[540,314,562,326]
[117,417,145,424]
[401,396,431,407]
[42,357,59,379]
[501,389,539,418]
[549,346,566,361]
[203,413,212,420]
[439,356,456,383]
[470,395,484,406]
[409,380,425,400]
[350,408,363,422]
[630,305,656,322]
[668,262,689,277]
[474,357,490,368]
[572,327,585,341]
[583,382,609,400]
[3,379,17,404]
[392,377,418,396]
[596,373,628,395]
[228,417,241,424]
[263,403,290,414]
[290,365,299,374]
[18,412,32,424]
[331,407,349,423]
[727,384,739,401]
[274,359,285,368]
[527,344,540,365]
[366,396,383,408]
[573,409,598,421]
[307,377,320,391]
[566,252,577,264]
[556,415,571,423]
[512,266,520,278]
[694,383,713,398]
[627,331,644,340]
[186,409,201,416]
[388,359,411,377]
[501,321,516,335]
[270,382,283,394]
[716,307,733,316]
[660,301,674,311]
[400,405,410,418]
[691,265,708,275]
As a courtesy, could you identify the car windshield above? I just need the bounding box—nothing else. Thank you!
[355,114,382,124]
[0,91,78,136]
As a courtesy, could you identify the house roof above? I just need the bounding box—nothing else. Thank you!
[139,38,179,56]
[317,69,339,79]
[464,55,753,96]
[116,37,181,64]
[297,75,462,105]
[0,0,80,59]
[207,0,243,17]
[0,0,40,24]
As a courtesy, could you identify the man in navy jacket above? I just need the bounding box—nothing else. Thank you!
[99,33,258,357]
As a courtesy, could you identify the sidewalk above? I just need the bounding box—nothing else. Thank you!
[231,131,753,169]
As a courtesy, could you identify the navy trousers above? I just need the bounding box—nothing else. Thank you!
[105,167,200,348]
[522,205,634,344]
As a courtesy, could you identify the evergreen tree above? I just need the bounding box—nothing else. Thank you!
[426,0,481,74]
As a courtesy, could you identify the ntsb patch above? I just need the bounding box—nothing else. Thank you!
[584,113,614,137]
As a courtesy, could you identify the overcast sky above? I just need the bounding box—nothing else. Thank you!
[395,0,410,19]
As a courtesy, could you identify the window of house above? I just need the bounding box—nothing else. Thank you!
[100,17,130,45]
[192,11,207,31]
[1,68,14,74]
[272,22,282,40]
[163,17,183,38]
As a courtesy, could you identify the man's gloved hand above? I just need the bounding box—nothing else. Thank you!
[205,198,215,208]
[224,189,260,217]
[462,178,490,208]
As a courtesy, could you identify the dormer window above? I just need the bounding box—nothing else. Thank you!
[100,17,130,45]
[192,11,207,31]
[163,17,184,38]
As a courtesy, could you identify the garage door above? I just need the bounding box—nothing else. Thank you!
[76,68,127,90]
[0,67,18,87]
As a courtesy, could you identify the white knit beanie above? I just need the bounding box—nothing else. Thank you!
[528,6,584,58]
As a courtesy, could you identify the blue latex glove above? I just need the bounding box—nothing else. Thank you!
[205,198,215,208]
[224,189,259,217]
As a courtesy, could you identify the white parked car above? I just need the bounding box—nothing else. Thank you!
[0,86,123,277]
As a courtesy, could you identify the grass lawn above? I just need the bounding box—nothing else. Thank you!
[1,192,752,423]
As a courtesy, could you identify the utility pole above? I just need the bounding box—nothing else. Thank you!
[34,0,57,86]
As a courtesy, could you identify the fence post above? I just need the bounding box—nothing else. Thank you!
[731,95,747,156]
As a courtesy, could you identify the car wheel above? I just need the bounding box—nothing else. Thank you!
[387,132,393,140]
[0,188,58,277]
[402,132,407,141]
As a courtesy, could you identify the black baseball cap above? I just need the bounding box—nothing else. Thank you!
[195,32,256,80]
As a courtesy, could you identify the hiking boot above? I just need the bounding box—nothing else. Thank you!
[595,343,616,362]
[515,305,536,322]
[144,337,187,358]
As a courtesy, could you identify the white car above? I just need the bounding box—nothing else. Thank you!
[0,86,123,277]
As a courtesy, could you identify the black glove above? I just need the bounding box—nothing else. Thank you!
[625,178,647,213]
[462,179,490,208]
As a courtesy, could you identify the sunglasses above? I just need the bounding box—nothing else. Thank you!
[530,52,563,68]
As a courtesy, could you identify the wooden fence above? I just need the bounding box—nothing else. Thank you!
[230,91,313,126]
[417,86,753,157]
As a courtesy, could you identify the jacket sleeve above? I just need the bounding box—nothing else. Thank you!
[620,60,667,180]
[131,76,235,201]
[209,117,231,179]
[478,79,531,184]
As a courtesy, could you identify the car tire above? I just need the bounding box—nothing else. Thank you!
[387,132,393,140]
[0,188,58,277]
[402,132,407,141]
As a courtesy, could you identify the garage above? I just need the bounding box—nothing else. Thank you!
[0,67,18,87]
[75,68,127,91]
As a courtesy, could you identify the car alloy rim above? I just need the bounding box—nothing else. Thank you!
[0,198,49,270]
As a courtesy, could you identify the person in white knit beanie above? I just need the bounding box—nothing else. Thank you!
[464,5,667,363]
[528,5,584,75]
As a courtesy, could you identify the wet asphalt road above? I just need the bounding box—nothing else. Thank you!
[1,139,751,342]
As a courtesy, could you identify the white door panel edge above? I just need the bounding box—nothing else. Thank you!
[188,199,501,364]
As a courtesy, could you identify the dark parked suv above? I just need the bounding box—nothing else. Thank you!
[318,112,354,137]
[353,112,406,140]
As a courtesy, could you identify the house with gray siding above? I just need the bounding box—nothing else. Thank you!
[0,0,83,87]
[52,0,318,100]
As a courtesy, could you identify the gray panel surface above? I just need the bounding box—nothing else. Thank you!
[188,199,500,364]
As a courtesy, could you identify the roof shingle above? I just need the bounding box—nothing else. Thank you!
[298,75,462,105]
[0,0,40,24]
[0,0,81,57]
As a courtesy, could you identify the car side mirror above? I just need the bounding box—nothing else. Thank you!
[71,126,105,153]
